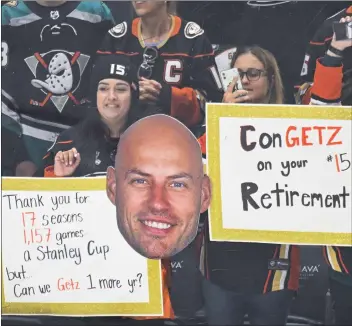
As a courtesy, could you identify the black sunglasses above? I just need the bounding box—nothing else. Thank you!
[137,46,159,79]
[238,68,267,81]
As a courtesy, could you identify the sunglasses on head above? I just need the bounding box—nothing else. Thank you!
[137,46,159,79]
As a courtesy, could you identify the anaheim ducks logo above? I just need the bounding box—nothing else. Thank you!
[109,22,127,39]
[184,22,204,39]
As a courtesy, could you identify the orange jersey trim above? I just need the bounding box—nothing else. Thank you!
[57,140,74,145]
[170,86,201,127]
[132,261,174,320]
[310,36,333,45]
[160,51,215,58]
[311,59,343,101]
[287,245,300,291]
[44,165,56,178]
[132,16,182,48]
[263,246,278,293]
[198,133,206,154]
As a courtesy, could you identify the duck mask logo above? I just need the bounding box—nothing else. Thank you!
[106,115,212,259]
[25,50,90,112]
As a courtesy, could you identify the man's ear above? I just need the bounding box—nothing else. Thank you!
[200,174,212,213]
[106,166,117,206]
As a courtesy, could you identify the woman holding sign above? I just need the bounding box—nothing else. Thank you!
[198,46,300,326]
[41,55,175,322]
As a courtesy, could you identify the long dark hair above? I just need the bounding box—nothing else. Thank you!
[73,86,141,155]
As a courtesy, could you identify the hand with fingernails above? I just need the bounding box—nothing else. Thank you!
[54,147,81,177]
[139,77,162,103]
[329,16,352,54]
[222,76,251,103]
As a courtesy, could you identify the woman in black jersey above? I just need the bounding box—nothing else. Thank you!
[42,55,139,178]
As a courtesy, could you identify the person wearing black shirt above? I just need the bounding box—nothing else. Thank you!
[1,0,115,168]
[41,55,139,178]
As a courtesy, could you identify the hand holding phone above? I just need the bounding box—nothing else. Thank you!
[222,76,250,104]
[220,68,243,92]
[333,21,352,41]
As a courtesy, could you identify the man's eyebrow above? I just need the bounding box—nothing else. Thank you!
[124,170,194,181]
[125,169,151,179]
[167,173,193,181]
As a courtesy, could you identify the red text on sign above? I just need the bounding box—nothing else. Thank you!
[57,278,80,291]
[286,126,343,147]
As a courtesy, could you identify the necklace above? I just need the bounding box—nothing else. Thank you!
[140,15,172,47]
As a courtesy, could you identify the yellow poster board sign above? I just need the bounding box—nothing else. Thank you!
[206,103,352,246]
[1,177,163,316]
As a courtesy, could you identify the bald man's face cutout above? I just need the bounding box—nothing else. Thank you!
[106,127,211,259]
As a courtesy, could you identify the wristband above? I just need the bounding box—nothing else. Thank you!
[321,54,343,67]
[328,45,344,57]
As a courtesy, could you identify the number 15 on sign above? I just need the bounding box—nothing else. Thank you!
[327,153,351,172]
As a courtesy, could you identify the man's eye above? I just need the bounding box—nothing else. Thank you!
[131,179,147,185]
[98,87,107,92]
[171,182,186,188]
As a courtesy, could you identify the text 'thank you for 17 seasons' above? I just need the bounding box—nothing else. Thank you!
[2,188,151,304]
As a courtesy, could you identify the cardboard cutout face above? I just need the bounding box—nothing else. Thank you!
[106,115,211,259]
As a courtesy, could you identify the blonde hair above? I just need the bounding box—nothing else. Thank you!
[231,46,285,104]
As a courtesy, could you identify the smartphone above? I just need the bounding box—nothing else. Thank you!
[219,67,243,92]
[333,21,352,41]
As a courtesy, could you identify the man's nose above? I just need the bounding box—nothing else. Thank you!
[148,184,169,213]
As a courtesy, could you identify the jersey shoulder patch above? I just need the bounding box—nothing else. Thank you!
[184,21,204,39]
[108,21,128,38]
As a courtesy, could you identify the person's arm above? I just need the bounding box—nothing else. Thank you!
[13,136,37,177]
[295,13,332,105]
[298,21,329,84]
[42,133,76,177]
[157,33,223,127]
[297,16,351,106]
[16,162,37,177]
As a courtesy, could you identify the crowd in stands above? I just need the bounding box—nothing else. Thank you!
[1,1,351,325]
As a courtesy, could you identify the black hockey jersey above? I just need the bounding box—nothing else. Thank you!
[297,6,352,105]
[42,123,118,178]
[195,127,300,295]
[97,16,223,128]
[1,1,114,139]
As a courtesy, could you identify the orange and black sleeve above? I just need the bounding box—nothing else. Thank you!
[42,135,74,178]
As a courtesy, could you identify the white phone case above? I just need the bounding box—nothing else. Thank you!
[220,68,243,92]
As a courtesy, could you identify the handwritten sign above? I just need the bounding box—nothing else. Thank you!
[1,177,163,316]
[206,104,352,246]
